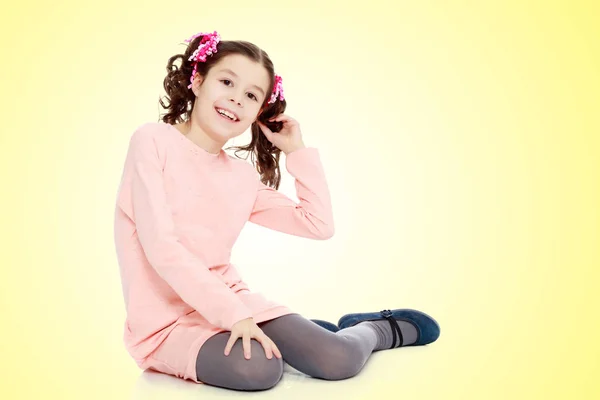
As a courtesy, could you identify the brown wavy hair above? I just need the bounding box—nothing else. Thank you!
[158,37,287,189]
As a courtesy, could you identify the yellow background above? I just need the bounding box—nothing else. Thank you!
[1,0,598,399]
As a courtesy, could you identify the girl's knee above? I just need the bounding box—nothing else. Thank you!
[197,335,283,390]
[234,357,283,390]
[233,341,284,390]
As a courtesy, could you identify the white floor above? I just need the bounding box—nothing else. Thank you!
[131,364,368,399]
[129,349,426,399]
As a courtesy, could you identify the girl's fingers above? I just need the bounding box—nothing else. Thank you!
[261,337,274,360]
[269,114,294,123]
[258,122,273,139]
[257,334,280,360]
[224,333,239,356]
[272,342,282,359]
[225,328,280,360]
[243,333,252,359]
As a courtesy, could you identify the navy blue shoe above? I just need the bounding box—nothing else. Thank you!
[337,309,440,346]
[310,319,339,332]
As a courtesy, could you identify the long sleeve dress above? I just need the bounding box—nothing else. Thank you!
[113,122,334,383]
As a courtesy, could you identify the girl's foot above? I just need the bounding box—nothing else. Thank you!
[337,309,440,349]
[310,319,339,332]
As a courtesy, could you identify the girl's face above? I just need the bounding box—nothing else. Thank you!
[191,54,271,143]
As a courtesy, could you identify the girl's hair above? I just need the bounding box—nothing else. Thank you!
[159,37,287,189]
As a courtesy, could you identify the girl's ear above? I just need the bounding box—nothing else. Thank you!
[192,74,204,96]
[256,108,265,121]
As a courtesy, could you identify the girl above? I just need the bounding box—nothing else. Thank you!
[114,31,440,391]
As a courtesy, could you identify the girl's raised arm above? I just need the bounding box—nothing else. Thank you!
[248,147,334,240]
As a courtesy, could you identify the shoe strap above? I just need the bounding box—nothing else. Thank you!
[380,309,404,349]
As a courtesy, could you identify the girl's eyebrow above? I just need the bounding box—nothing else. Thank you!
[218,68,266,96]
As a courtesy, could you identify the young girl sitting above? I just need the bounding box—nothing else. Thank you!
[114,30,440,392]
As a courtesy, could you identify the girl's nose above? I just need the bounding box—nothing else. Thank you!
[229,94,243,107]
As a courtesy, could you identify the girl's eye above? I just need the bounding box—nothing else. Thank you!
[221,79,258,101]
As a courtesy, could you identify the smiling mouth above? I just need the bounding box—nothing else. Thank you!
[215,107,239,122]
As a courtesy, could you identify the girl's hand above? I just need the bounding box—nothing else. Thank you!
[257,114,306,155]
[224,317,282,360]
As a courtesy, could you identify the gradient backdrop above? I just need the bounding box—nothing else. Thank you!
[1,0,599,399]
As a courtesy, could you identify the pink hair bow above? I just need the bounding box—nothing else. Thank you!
[185,31,221,89]
[268,74,284,104]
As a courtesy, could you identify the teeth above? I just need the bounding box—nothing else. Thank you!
[217,108,236,121]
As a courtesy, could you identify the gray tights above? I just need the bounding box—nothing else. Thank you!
[195,313,379,391]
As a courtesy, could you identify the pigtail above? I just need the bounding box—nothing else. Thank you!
[230,96,287,189]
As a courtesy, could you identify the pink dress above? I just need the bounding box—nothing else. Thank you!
[113,122,334,383]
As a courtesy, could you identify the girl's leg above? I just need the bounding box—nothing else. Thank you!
[258,313,418,380]
[195,331,284,391]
